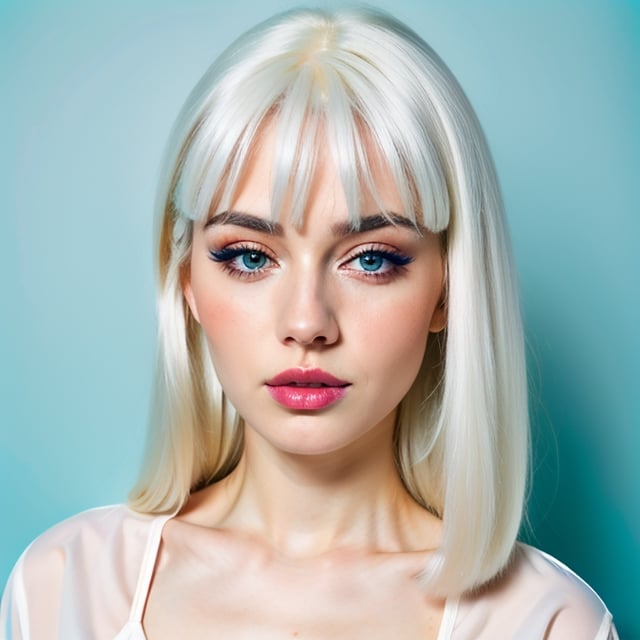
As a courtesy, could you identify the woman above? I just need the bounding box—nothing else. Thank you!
[1,7,617,639]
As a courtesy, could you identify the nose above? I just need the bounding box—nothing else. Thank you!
[276,271,339,347]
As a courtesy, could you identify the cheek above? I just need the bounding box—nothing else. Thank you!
[197,295,258,360]
[351,291,435,390]
[386,304,431,370]
[188,252,268,338]
[187,269,256,373]
[196,298,260,411]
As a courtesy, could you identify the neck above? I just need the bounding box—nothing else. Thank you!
[183,414,440,558]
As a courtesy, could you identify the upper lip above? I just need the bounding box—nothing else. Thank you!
[266,368,350,387]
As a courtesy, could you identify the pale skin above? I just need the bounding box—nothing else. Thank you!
[143,124,448,639]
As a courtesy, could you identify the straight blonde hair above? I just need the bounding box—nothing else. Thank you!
[129,7,529,597]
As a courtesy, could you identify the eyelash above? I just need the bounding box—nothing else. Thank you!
[207,244,413,281]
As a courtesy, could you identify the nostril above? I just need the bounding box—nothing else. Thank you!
[285,333,329,346]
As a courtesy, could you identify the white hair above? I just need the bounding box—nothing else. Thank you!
[130,7,529,597]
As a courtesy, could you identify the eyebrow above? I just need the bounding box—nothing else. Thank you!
[204,211,419,236]
[331,213,420,236]
[204,211,283,234]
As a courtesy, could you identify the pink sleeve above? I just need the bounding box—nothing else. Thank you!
[1,554,28,640]
[545,601,617,640]
[1,536,64,640]
[1,506,151,640]
[453,544,618,639]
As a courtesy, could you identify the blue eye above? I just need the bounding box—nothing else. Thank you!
[240,250,268,270]
[348,249,413,276]
[208,245,273,276]
[358,252,385,272]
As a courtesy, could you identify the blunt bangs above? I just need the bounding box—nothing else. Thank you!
[171,9,451,233]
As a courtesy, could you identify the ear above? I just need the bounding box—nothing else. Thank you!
[429,263,447,333]
[181,266,201,324]
[428,297,447,334]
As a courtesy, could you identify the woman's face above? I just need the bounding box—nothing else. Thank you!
[184,125,446,458]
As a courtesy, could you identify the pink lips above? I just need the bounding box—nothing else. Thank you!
[265,368,350,410]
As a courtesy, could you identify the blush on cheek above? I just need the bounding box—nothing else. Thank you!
[196,287,258,333]
[197,294,271,388]
[397,302,434,366]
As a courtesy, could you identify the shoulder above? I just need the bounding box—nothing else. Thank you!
[510,544,615,635]
[454,543,617,639]
[1,505,164,638]
[15,504,157,577]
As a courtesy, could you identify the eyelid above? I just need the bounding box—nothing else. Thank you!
[208,240,275,260]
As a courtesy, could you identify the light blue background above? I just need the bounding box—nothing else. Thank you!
[1,1,638,635]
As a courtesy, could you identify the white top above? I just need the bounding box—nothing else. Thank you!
[0,505,617,640]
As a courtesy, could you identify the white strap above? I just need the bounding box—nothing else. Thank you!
[436,597,459,640]
[129,514,175,623]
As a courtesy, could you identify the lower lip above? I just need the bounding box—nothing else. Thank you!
[266,385,348,410]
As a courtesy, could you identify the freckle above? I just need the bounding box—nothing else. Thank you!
[292,633,299,638]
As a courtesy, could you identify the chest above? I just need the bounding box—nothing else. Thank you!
[143,551,444,639]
